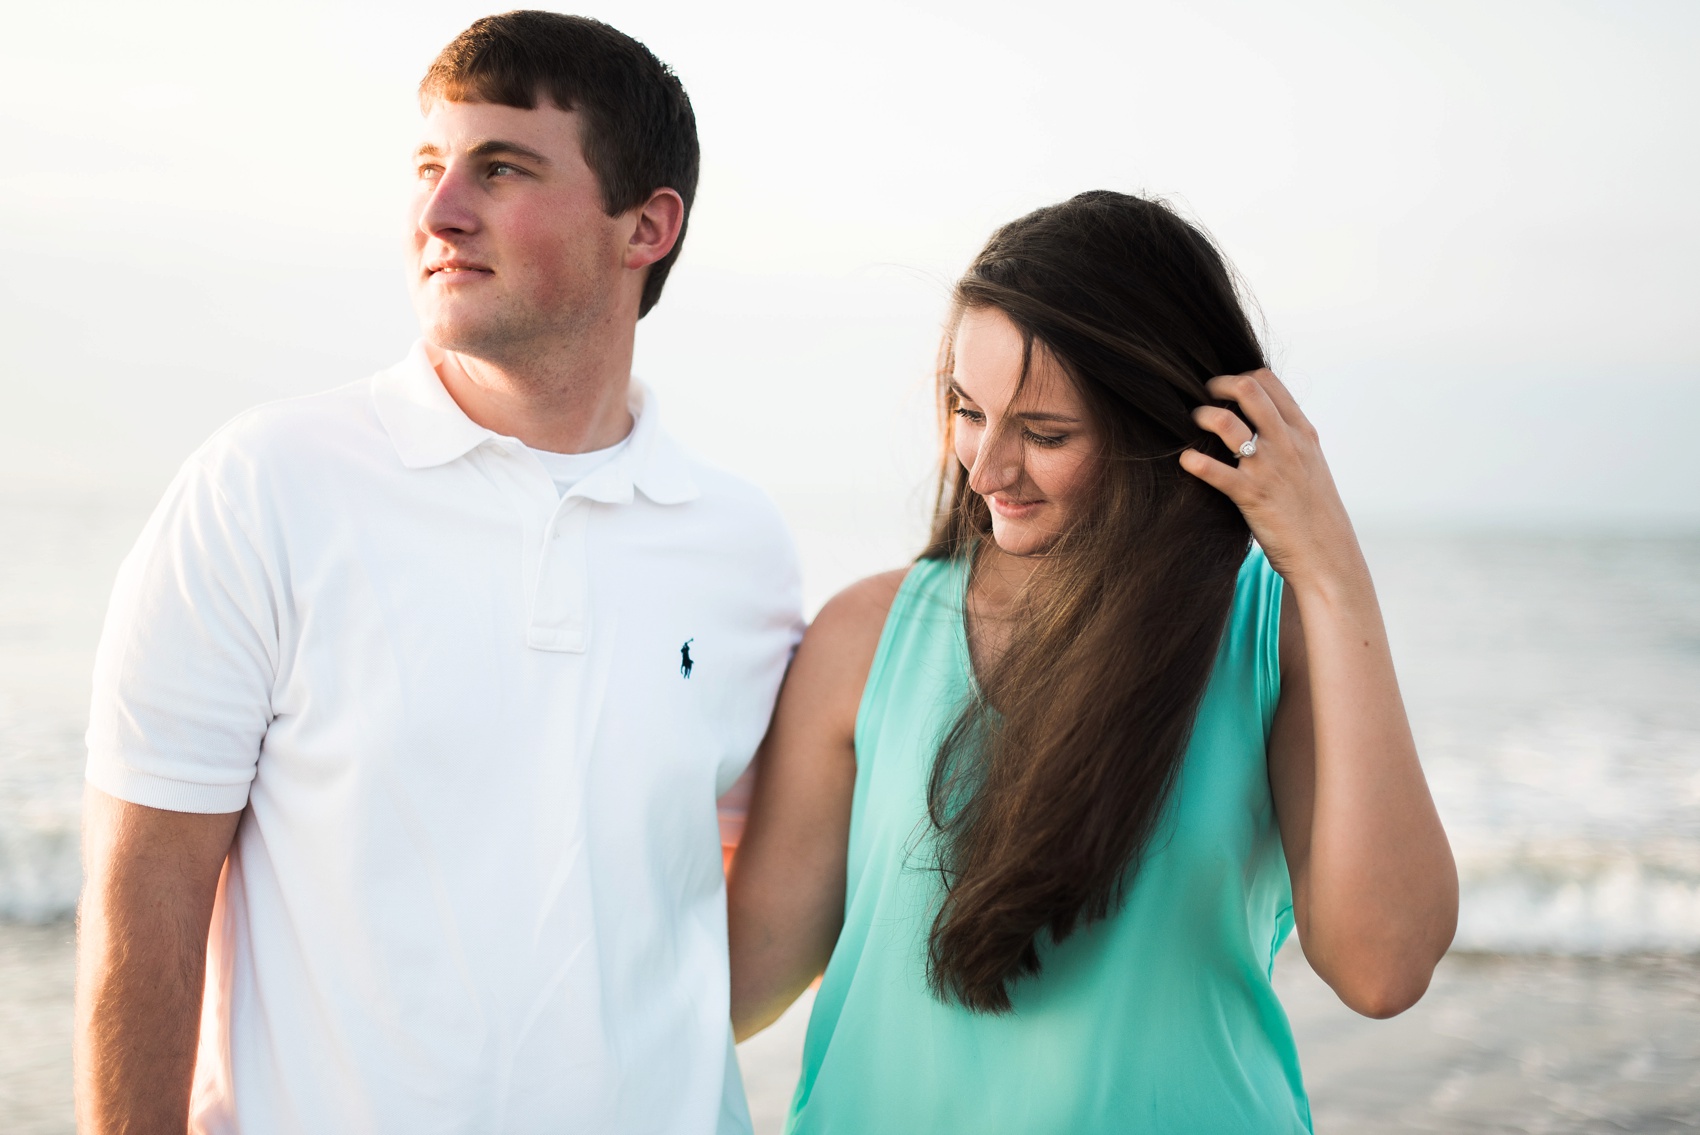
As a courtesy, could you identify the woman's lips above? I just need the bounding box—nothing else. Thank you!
[988,494,1042,519]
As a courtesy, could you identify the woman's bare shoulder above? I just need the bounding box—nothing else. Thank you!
[787,568,913,703]
[813,568,911,636]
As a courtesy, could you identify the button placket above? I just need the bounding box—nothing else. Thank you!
[470,440,579,651]
[527,496,592,652]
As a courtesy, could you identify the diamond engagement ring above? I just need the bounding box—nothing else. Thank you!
[1238,434,1259,458]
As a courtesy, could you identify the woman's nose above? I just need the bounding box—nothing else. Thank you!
[967,425,1021,497]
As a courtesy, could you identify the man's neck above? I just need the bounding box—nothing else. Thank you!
[430,338,636,455]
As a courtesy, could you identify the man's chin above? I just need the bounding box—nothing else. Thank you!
[412,293,597,363]
[416,312,518,359]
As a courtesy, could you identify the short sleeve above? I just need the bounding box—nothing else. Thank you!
[85,452,279,813]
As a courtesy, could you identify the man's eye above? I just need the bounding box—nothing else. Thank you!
[490,162,519,176]
[417,165,442,181]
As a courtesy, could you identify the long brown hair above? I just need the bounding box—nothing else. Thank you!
[922,191,1264,1012]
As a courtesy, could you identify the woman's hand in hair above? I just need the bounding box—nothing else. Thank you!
[1182,368,1458,1020]
[1178,369,1358,591]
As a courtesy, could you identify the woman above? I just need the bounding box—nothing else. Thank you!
[727,191,1457,1132]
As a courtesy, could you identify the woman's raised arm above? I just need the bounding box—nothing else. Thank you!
[1182,369,1458,1018]
[727,570,906,1041]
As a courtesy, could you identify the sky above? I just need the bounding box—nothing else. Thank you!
[2,0,1696,548]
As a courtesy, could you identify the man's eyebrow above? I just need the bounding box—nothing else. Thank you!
[412,139,553,165]
[947,381,1080,423]
[466,139,552,165]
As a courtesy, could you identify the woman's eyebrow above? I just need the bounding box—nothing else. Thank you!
[948,381,1079,423]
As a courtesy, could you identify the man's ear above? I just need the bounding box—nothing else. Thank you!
[624,188,685,271]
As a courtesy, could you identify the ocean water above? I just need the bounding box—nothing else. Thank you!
[1,489,1697,955]
[1367,531,1700,953]
[0,493,140,924]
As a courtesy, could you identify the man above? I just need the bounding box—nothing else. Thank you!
[76,12,801,1133]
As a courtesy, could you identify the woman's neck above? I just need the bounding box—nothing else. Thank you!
[970,543,1046,615]
[965,542,1048,674]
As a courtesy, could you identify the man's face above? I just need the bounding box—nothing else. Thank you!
[408,99,623,361]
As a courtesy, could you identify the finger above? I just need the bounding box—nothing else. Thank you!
[1191,405,1254,454]
[1204,371,1284,437]
[1178,446,1245,498]
[1246,368,1313,432]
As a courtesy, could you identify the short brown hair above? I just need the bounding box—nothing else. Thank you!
[420,11,699,317]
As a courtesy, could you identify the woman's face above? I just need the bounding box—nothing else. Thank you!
[950,307,1102,557]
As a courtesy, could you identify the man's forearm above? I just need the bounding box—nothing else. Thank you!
[75,788,241,1134]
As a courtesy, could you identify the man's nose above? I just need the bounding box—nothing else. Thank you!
[417,165,481,240]
[967,424,1022,497]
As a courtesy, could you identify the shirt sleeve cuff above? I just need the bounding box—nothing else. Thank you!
[85,761,252,814]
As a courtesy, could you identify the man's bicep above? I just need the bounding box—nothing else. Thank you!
[76,789,241,1130]
[82,787,242,895]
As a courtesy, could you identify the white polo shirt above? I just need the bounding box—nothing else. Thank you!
[85,343,802,1135]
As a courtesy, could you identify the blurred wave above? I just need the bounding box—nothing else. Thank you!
[0,492,139,922]
[1368,530,1700,955]
[0,807,78,923]
[1454,842,1700,953]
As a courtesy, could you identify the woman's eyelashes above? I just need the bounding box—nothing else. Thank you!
[954,406,1069,447]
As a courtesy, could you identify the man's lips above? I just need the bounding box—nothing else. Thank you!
[426,259,494,278]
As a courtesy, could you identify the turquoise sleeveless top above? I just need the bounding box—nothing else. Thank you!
[786,549,1310,1133]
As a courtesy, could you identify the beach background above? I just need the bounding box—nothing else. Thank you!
[3,0,1698,1130]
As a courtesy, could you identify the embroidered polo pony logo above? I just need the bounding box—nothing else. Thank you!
[679,638,695,679]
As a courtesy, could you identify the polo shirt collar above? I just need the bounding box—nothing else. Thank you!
[372,341,699,506]
[589,382,700,506]
[371,343,488,470]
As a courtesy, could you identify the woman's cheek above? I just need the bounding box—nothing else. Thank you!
[1043,450,1097,514]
